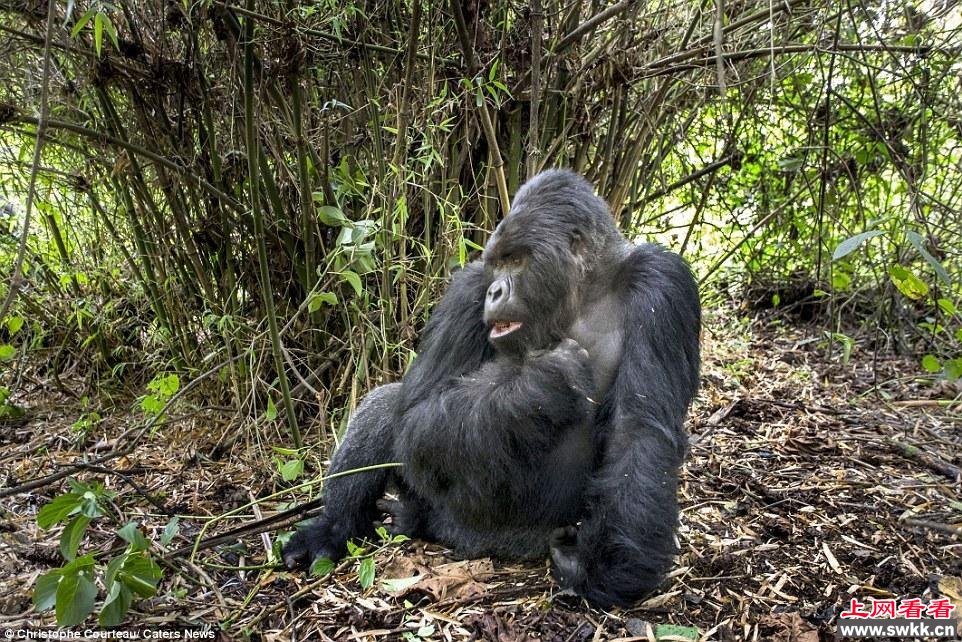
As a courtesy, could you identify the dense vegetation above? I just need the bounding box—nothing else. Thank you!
[0,0,960,629]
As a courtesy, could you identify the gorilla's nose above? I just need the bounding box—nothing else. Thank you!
[486,279,509,305]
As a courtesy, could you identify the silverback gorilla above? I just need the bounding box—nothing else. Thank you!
[283,170,701,607]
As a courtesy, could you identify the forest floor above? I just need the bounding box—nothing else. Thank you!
[1,306,961,641]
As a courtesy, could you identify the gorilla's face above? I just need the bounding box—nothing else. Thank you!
[481,216,580,355]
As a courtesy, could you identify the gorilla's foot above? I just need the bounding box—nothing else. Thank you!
[549,525,586,588]
[282,519,343,569]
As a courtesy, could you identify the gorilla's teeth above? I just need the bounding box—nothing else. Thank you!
[491,321,522,338]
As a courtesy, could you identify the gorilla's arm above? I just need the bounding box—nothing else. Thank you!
[396,264,594,511]
[551,243,700,607]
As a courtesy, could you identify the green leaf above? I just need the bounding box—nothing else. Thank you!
[888,265,929,300]
[118,553,162,597]
[340,270,363,297]
[278,458,304,482]
[265,397,278,422]
[921,355,941,373]
[316,205,350,227]
[99,581,132,627]
[6,316,24,335]
[93,13,104,56]
[33,571,63,611]
[308,292,338,312]
[70,8,94,37]
[37,493,83,529]
[777,156,804,171]
[141,394,162,415]
[832,230,884,261]
[160,517,180,547]
[937,298,957,316]
[101,14,119,50]
[117,522,150,551]
[148,374,180,398]
[906,230,950,286]
[0,344,15,360]
[59,515,90,561]
[380,575,420,593]
[345,540,364,557]
[55,571,97,626]
[654,624,699,640]
[310,557,335,577]
[945,358,962,381]
[358,557,375,589]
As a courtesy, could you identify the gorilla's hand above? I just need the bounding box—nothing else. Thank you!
[282,520,341,570]
[531,338,594,396]
[550,525,587,589]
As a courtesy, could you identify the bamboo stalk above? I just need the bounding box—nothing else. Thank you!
[243,2,301,449]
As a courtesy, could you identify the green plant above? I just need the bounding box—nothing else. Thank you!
[33,481,164,626]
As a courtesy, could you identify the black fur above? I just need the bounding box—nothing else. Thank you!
[283,169,701,608]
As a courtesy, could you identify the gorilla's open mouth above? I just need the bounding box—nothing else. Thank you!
[490,321,523,338]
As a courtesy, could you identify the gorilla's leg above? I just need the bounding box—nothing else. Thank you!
[282,383,401,569]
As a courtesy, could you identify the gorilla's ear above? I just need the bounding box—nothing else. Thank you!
[569,229,587,257]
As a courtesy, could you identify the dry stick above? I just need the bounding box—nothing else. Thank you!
[0,0,54,322]
[0,355,242,499]
[449,0,510,215]
[885,438,962,483]
[902,519,962,539]
[13,114,243,212]
[527,0,543,177]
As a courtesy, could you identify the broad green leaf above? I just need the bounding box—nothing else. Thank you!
[380,575,420,593]
[310,557,335,576]
[37,493,83,529]
[832,230,884,261]
[160,517,180,547]
[906,230,950,286]
[888,265,929,300]
[118,553,162,597]
[777,156,804,171]
[654,624,699,640]
[55,572,96,626]
[99,581,132,626]
[308,291,338,313]
[265,397,278,421]
[33,571,62,611]
[358,557,375,589]
[59,515,90,561]
[345,540,364,557]
[6,316,24,335]
[278,458,303,482]
[945,358,962,381]
[921,355,941,373]
[316,205,350,227]
[340,270,363,297]
[0,344,15,360]
[937,298,957,316]
[117,522,149,551]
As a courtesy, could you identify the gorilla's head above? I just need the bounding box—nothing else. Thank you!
[481,170,623,355]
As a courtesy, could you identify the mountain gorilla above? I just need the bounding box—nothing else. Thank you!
[283,170,701,607]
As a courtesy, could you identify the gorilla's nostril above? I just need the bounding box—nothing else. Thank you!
[487,281,506,303]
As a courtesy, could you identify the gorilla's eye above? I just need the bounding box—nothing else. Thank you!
[499,250,526,268]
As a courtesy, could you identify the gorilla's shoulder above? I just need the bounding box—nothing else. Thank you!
[617,243,699,304]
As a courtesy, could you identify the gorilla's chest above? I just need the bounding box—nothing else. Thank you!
[567,294,625,399]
